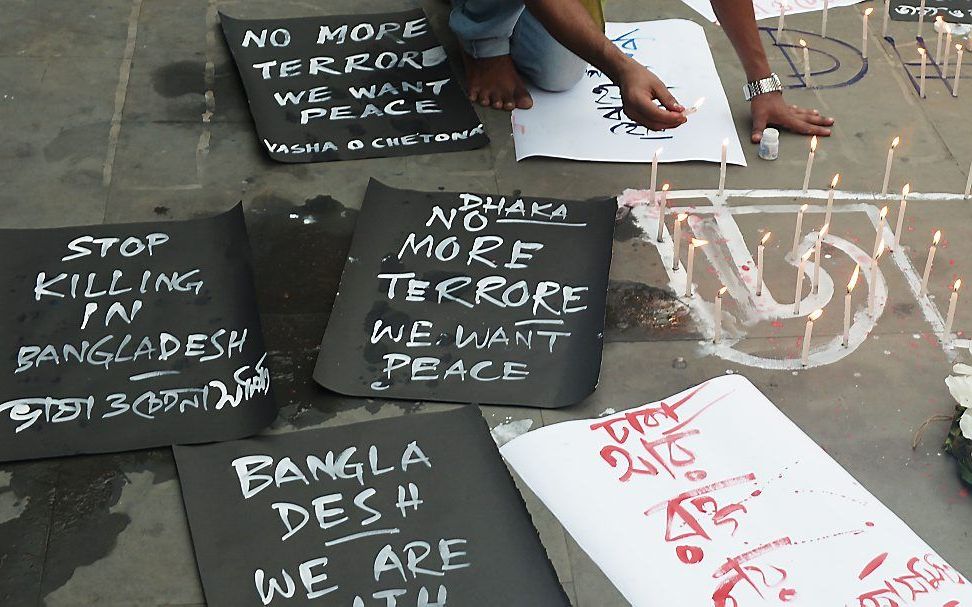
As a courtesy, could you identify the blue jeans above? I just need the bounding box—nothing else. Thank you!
[449,0,587,92]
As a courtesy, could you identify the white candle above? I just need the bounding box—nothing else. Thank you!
[919,48,928,98]
[954,45,964,97]
[844,264,861,346]
[714,286,727,343]
[882,0,891,38]
[873,206,889,257]
[794,249,813,315]
[649,147,661,204]
[685,238,707,297]
[881,136,899,195]
[869,240,886,316]
[822,0,830,37]
[862,8,873,59]
[792,203,809,257]
[965,158,972,198]
[800,39,811,83]
[656,183,670,242]
[920,230,942,295]
[802,309,823,366]
[825,173,839,227]
[684,97,706,115]
[778,3,786,36]
[812,222,829,295]
[718,138,728,195]
[894,183,910,247]
[918,0,927,37]
[672,212,688,271]
[935,16,945,62]
[943,27,953,73]
[943,279,962,342]
[802,136,817,193]
[756,232,771,296]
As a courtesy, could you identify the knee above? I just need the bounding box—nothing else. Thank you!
[530,57,585,92]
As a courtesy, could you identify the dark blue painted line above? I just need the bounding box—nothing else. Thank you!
[759,27,868,89]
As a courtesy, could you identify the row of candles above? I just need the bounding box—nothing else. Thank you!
[779,2,966,97]
[648,137,967,366]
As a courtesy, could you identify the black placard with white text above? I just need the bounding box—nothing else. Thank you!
[314,180,615,408]
[891,0,972,23]
[174,407,568,607]
[220,9,488,162]
[0,205,275,462]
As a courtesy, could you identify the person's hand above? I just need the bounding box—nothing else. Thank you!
[750,92,834,143]
[616,62,687,132]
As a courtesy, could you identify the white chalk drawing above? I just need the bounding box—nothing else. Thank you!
[623,187,969,370]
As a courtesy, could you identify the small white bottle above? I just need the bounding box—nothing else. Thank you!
[758,128,780,160]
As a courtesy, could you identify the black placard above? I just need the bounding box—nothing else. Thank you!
[313,180,615,408]
[891,0,972,23]
[220,9,488,162]
[0,205,275,462]
[174,407,568,607]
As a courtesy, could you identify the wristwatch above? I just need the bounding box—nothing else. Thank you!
[743,73,783,101]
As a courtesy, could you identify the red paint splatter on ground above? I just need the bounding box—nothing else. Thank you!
[950,259,956,266]
[741,265,750,272]
[771,321,783,329]
[865,521,875,527]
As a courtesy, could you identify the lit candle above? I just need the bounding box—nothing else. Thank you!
[714,286,727,343]
[756,232,771,296]
[869,240,886,316]
[685,238,708,297]
[672,212,688,271]
[881,136,899,195]
[943,278,962,342]
[873,206,889,257]
[935,17,945,63]
[894,183,910,247]
[802,309,823,366]
[778,3,786,36]
[684,97,706,115]
[844,264,861,346]
[954,44,964,97]
[919,48,928,98]
[882,0,891,38]
[822,0,830,37]
[718,138,728,195]
[813,222,829,295]
[920,230,942,295]
[656,183,670,242]
[825,173,839,227]
[862,8,873,59]
[794,249,813,315]
[918,0,927,37]
[792,203,809,257]
[649,147,661,204]
[802,135,817,192]
[800,39,811,83]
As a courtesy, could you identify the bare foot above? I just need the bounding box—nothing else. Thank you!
[462,52,533,111]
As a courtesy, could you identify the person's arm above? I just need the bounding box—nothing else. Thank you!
[524,0,687,130]
[709,0,834,142]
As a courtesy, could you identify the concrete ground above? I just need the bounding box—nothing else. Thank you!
[1,0,971,605]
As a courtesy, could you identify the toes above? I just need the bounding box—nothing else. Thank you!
[467,87,480,103]
[478,93,492,107]
[492,100,504,110]
[503,101,515,111]
[515,89,534,110]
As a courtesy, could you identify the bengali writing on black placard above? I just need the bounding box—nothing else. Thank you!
[314,180,615,408]
[891,0,972,22]
[0,205,275,462]
[173,407,568,607]
[220,9,488,163]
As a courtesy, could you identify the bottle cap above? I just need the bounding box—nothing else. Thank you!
[762,128,780,143]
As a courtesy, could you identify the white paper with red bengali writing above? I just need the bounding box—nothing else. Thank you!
[678,0,865,23]
[501,375,971,607]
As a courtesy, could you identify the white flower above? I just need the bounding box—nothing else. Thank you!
[961,409,972,440]
[945,364,972,409]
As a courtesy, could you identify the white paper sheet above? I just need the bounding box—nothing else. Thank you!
[680,0,865,23]
[511,20,746,166]
[502,375,972,607]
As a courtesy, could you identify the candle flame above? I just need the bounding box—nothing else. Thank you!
[831,173,840,188]
[800,203,809,212]
[955,279,963,291]
[879,206,889,219]
[761,232,772,245]
[891,136,900,148]
[958,44,964,51]
[937,15,944,22]
[691,238,708,246]
[848,264,861,292]
[810,135,818,151]
[902,183,911,196]
[718,286,728,297]
[875,239,886,258]
[864,7,873,15]
[919,47,926,57]
[677,212,688,221]
[933,230,942,245]
[809,309,823,322]
[654,147,663,157]
[722,137,729,146]
[662,183,671,192]
[800,38,807,47]
[688,97,706,113]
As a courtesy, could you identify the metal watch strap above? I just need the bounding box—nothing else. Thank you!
[743,73,783,101]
